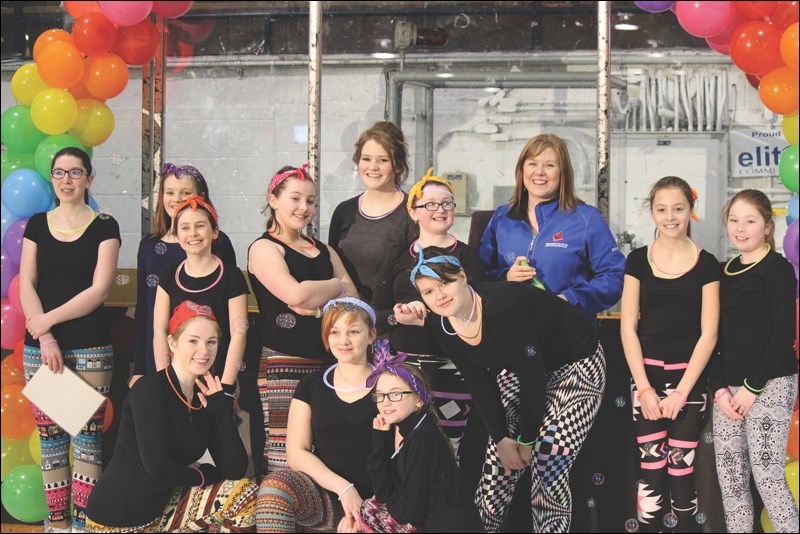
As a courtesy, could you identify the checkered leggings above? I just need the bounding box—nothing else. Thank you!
[475,346,606,533]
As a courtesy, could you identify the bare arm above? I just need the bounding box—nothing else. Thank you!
[153,287,171,371]
[221,294,248,385]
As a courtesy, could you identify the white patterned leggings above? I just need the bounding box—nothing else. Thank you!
[474,346,606,533]
[713,374,799,533]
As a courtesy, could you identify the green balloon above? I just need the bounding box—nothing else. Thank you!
[779,144,799,193]
[0,464,47,523]
[1,106,47,153]
[34,133,86,181]
[1,151,37,183]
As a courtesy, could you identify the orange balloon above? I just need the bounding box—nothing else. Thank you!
[0,384,36,439]
[64,1,101,19]
[84,53,129,100]
[32,29,72,62]
[0,357,25,389]
[759,65,800,115]
[36,40,85,89]
[102,398,113,433]
[789,409,799,460]
[781,23,799,72]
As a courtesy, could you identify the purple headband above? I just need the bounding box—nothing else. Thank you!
[268,163,312,196]
[366,339,430,408]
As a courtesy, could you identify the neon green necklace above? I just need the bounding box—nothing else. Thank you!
[723,244,770,276]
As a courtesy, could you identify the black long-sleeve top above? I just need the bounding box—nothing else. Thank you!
[85,367,248,527]
[708,249,798,393]
[371,241,486,354]
[430,282,598,444]
[367,411,462,532]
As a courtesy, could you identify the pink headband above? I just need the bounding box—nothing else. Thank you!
[268,163,312,196]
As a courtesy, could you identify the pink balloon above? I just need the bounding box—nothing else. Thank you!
[1,247,19,299]
[0,297,26,350]
[98,1,153,27]
[676,1,738,38]
[706,13,748,54]
[152,1,192,18]
[8,275,21,315]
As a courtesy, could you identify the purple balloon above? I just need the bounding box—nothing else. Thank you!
[4,217,28,266]
[784,220,799,268]
[1,245,20,298]
[634,1,676,13]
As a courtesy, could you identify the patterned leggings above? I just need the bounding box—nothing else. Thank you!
[256,470,343,532]
[359,498,418,533]
[257,348,327,475]
[713,374,799,533]
[85,478,258,532]
[23,344,113,532]
[475,346,606,533]
[631,359,708,533]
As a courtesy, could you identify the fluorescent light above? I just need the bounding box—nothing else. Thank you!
[614,22,639,31]
[371,52,397,59]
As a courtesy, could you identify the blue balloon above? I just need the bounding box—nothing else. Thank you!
[87,193,99,211]
[1,169,53,219]
[788,194,799,226]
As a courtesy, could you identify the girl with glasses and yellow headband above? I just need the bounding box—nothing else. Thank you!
[131,163,236,388]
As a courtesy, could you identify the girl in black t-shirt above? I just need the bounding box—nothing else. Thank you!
[620,176,720,533]
[19,147,120,533]
[256,298,377,532]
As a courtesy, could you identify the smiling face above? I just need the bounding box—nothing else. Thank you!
[374,372,422,425]
[168,316,219,376]
[269,177,317,232]
[414,271,470,319]
[162,174,199,220]
[51,154,93,204]
[358,139,396,192]
[176,209,218,256]
[409,183,455,237]
[726,198,769,256]
[651,187,692,239]
[326,313,376,365]
[522,147,561,205]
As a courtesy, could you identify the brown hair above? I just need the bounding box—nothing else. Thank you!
[262,165,315,235]
[151,165,214,239]
[352,121,410,186]
[646,176,695,238]
[321,303,376,357]
[507,133,583,219]
[52,147,92,206]
[172,203,219,236]
[724,189,776,249]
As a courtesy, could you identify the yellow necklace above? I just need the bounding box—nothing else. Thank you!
[47,205,96,234]
[724,244,770,276]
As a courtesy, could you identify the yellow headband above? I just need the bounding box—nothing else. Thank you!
[406,168,454,209]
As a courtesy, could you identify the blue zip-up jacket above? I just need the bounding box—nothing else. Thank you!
[478,199,625,318]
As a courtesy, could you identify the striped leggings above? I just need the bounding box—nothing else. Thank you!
[256,470,343,532]
[475,346,606,533]
[713,374,799,533]
[23,344,113,533]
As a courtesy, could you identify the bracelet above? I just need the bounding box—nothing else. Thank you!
[191,466,205,488]
[636,386,656,402]
[314,307,322,319]
[742,378,764,394]
[223,392,236,399]
[714,388,731,402]
[516,434,535,446]
[338,482,355,501]
[40,339,58,346]
[670,389,687,407]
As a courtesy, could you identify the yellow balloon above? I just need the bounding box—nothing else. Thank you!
[788,460,799,505]
[28,428,40,465]
[1,436,33,480]
[761,506,775,533]
[783,113,799,145]
[68,98,114,147]
[30,88,78,135]
[10,63,50,106]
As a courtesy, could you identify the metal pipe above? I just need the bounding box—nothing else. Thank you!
[596,1,610,219]
[308,0,321,236]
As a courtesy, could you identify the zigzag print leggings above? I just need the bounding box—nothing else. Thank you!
[713,374,798,533]
[475,346,606,533]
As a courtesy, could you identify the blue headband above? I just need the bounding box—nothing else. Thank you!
[366,340,430,408]
[409,243,463,288]
[322,296,376,326]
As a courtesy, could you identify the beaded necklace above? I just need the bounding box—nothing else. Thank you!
[175,255,224,294]
[165,366,202,411]
[724,245,770,276]
[47,205,96,235]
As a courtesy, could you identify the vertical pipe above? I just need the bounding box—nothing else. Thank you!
[141,16,165,239]
[386,72,400,125]
[596,1,610,219]
[308,1,322,236]
[424,86,434,172]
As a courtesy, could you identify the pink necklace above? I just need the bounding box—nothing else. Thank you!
[175,255,224,293]
[408,234,458,257]
[358,186,404,220]
[647,239,698,277]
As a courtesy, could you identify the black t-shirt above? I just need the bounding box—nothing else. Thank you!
[23,212,121,349]
[158,260,249,377]
[625,245,720,361]
[292,370,375,499]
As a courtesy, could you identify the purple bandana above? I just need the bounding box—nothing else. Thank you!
[365,339,430,408]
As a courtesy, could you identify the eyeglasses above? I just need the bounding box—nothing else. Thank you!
[412,201,457,212]
[371,391,415,403]
[51,168,87,180]
[161,163,207,185]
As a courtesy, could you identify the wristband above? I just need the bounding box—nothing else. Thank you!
[636,386,656,402]
[670,389,687,407]
[338,482,355,501]
[714,388,731,402]
[516,434,535,446]
[191,466,205,488]
[40,339,58,346]
[742,378,764,394]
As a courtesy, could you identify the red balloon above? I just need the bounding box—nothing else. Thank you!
[767,1,800,32]
[111,18,160,65]
[152,1,193,19]
[736,1,779,20]
[729,20,783,75]
[0,298,25,350]
[789,409,799,459]
[746,73,762,89]
[72,12,119,57]
[32,29,72,62]
[84,53,129,100]
[12,340,24,373]
[64,1,101,19]
[759,65,800,115]
[168,18,215,44]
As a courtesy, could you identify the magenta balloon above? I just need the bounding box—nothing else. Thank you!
[676,1,738,38]
[706,13,748,55]
[152,1,192,18]
[98,1,153,27]
[785,220,799,267]
[3,218,28,266]
[0,248,19,299]
[634,1,675,13]
[0,297,26,349]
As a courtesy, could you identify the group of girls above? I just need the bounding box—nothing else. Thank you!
[16,125,797,533]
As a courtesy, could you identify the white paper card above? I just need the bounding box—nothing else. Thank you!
[22,365,106,436]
